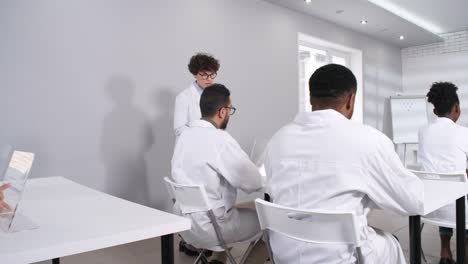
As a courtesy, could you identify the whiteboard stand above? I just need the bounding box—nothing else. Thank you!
[390,95,429,166]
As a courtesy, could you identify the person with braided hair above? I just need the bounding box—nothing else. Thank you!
[418,82,468,264]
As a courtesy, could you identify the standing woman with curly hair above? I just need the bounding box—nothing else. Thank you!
[173,53,220,137]
[418,82,468,264]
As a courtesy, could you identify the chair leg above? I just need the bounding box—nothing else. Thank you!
[419,223,428,264]
[193,251,205,264]
[194,250,211,264]
[356,247,363,264]
[207,210,238,264]
[225,249,238,264]
[263,231,275,264]
[238,240,257,264]
[200,253,210,264]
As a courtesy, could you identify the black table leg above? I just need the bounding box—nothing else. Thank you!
[264,193,270,202]
[52,258,60,264]
[162,234,174,264]
[456,196,465,264]
[409,215,421,264]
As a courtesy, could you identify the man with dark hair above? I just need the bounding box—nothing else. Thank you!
[418,82,468,264]
[263,64,424,263]
[174,52,220,137]
[172,84,268,264]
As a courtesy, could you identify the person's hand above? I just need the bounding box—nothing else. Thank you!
[0,183,11,212]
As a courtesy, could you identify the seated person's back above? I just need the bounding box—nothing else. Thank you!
[417,82,468,264]
[418,82,468,174]
[172,84,262,251]
[264,64,423,264]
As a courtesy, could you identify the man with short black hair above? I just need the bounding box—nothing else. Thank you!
[174,53,220,136]
[172,84,268,264]
[264,64,424,263]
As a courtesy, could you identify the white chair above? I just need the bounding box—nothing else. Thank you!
[406,163,422,171]
[164,177,258,264]
[249,137,270,166]
[163,176,176,204]
[254,198,363,264]
[408,169,467,263]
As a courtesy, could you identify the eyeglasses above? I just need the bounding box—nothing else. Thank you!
[219,106,236,115]
[198,72,217,80]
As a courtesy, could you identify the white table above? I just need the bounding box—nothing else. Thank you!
[410,180,468,264]
[0,177,191,264]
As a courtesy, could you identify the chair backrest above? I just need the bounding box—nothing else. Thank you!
[408,169,467,182]
[254,199,361,246]
[163,177,211,214]
[249,137,270,166]
[163,177,176,203]
[406,163,422,171]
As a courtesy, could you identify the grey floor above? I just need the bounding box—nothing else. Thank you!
[33,209,455,264]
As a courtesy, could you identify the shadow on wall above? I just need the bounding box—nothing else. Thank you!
[145,88,177,212]
[100,76,153,206]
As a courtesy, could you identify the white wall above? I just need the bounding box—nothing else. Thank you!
[0,0,403,211]
[402,30,468,126]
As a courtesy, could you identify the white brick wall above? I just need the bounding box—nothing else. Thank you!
[402,30,468,59]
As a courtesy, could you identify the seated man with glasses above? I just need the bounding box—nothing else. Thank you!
[174,52,220,137]
[171,84,267,264]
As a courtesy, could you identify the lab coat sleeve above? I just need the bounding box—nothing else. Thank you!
[365,135,424,215]
[174,94,189,136]
[460,126,468,158]
[211,134,263,194]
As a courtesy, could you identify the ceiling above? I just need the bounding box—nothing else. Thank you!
[369,0,468,34]
[264,0,454,48]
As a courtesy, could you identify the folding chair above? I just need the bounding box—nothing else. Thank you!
[255,198,363,264]
[409,169,467,263]
[164,177,258,264]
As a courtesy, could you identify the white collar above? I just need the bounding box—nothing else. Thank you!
[294,109,347,125]
[434,117,455,124]
[189,119,217,129]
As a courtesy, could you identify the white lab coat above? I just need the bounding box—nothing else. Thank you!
[264,110,424,264]
[173,82,202,137]
[418,117,468,222]
[171,120,263,249]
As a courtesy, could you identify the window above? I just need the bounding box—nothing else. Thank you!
[299,44,351,112]
[298,33,363,123]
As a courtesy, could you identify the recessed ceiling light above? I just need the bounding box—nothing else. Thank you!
[399,35,405,40]
[360,20,368,25]
[304,0,312,3]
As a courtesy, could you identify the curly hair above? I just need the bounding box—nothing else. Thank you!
[188,53,220,75]
[427,82,459,116]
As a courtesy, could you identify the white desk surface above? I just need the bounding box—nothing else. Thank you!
[420,180,468,215]
[0,177,191,264]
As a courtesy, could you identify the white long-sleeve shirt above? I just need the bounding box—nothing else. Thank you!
[418,117,468,174]
[264,110,424,264]
[173,82,202,137]
[171,120,262,247]
[418,117,468,222]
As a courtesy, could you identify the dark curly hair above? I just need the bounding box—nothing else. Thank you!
[427,82,459,116]
[188,53,220,75]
